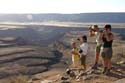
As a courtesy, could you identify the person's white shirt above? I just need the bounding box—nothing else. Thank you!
[95,32,102,45]
[80,43,88,56]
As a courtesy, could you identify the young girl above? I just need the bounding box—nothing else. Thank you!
[71,42,80,68]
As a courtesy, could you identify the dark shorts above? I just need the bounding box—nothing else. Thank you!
[95,44,102,53]
[80,55,86,65]
[101,48,113,59]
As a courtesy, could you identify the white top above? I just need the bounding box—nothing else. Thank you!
[95,32,102,45]
[80,43,88,56]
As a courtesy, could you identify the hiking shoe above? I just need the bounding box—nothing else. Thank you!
[102,67,107,74]
[105,69,111,75]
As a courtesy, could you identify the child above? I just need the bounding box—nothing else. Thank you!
[71,42,80,68]
[79,35,88,70]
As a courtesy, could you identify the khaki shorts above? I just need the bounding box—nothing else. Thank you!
[95,44,102,53]
[80,55,86,65]
[101,47,113,59]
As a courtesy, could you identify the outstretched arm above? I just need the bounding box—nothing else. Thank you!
[89,28,95,37]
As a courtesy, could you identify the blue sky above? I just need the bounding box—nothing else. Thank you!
[0,0,125,13]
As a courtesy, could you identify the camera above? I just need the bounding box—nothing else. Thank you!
[79,49,83,53]
[77,38,80,41]
[99,30,103,33]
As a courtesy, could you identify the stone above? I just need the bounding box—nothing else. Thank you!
[27,80,33,83]
[41,80,53,83]
[113,78,125,83]
[61,76,69,80]
[66,68,75,77]
[60,81,70,83]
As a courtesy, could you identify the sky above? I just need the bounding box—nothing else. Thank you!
[0,0,125,14]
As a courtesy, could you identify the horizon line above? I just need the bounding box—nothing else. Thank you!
[0,12,125,14]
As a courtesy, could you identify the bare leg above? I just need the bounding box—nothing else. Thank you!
[73,61,76,68]
[104,59,112,75]
[104,59,108,67]
[102,59,108,73]
[92,51,100,69]
[83,64,86,70]
[107,59,112,69]
[95,52,100,64]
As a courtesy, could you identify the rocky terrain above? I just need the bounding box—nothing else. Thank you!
[0,24,124,83]
[33,30,125,83]
[33,31,125,83]
[0,37,66,83]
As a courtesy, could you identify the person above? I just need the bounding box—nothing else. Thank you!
[78,35,88,70]
[101,24,114,75]
[89,25,103,69]
[71,42,80,68]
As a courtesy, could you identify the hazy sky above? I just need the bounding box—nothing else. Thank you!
[0,0,125,13]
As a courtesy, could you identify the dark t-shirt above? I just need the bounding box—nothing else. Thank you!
[102,33,113,48]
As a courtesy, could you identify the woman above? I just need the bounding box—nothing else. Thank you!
[89,25,103,69]
[79,35,88,70]
[101,24,114,75]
